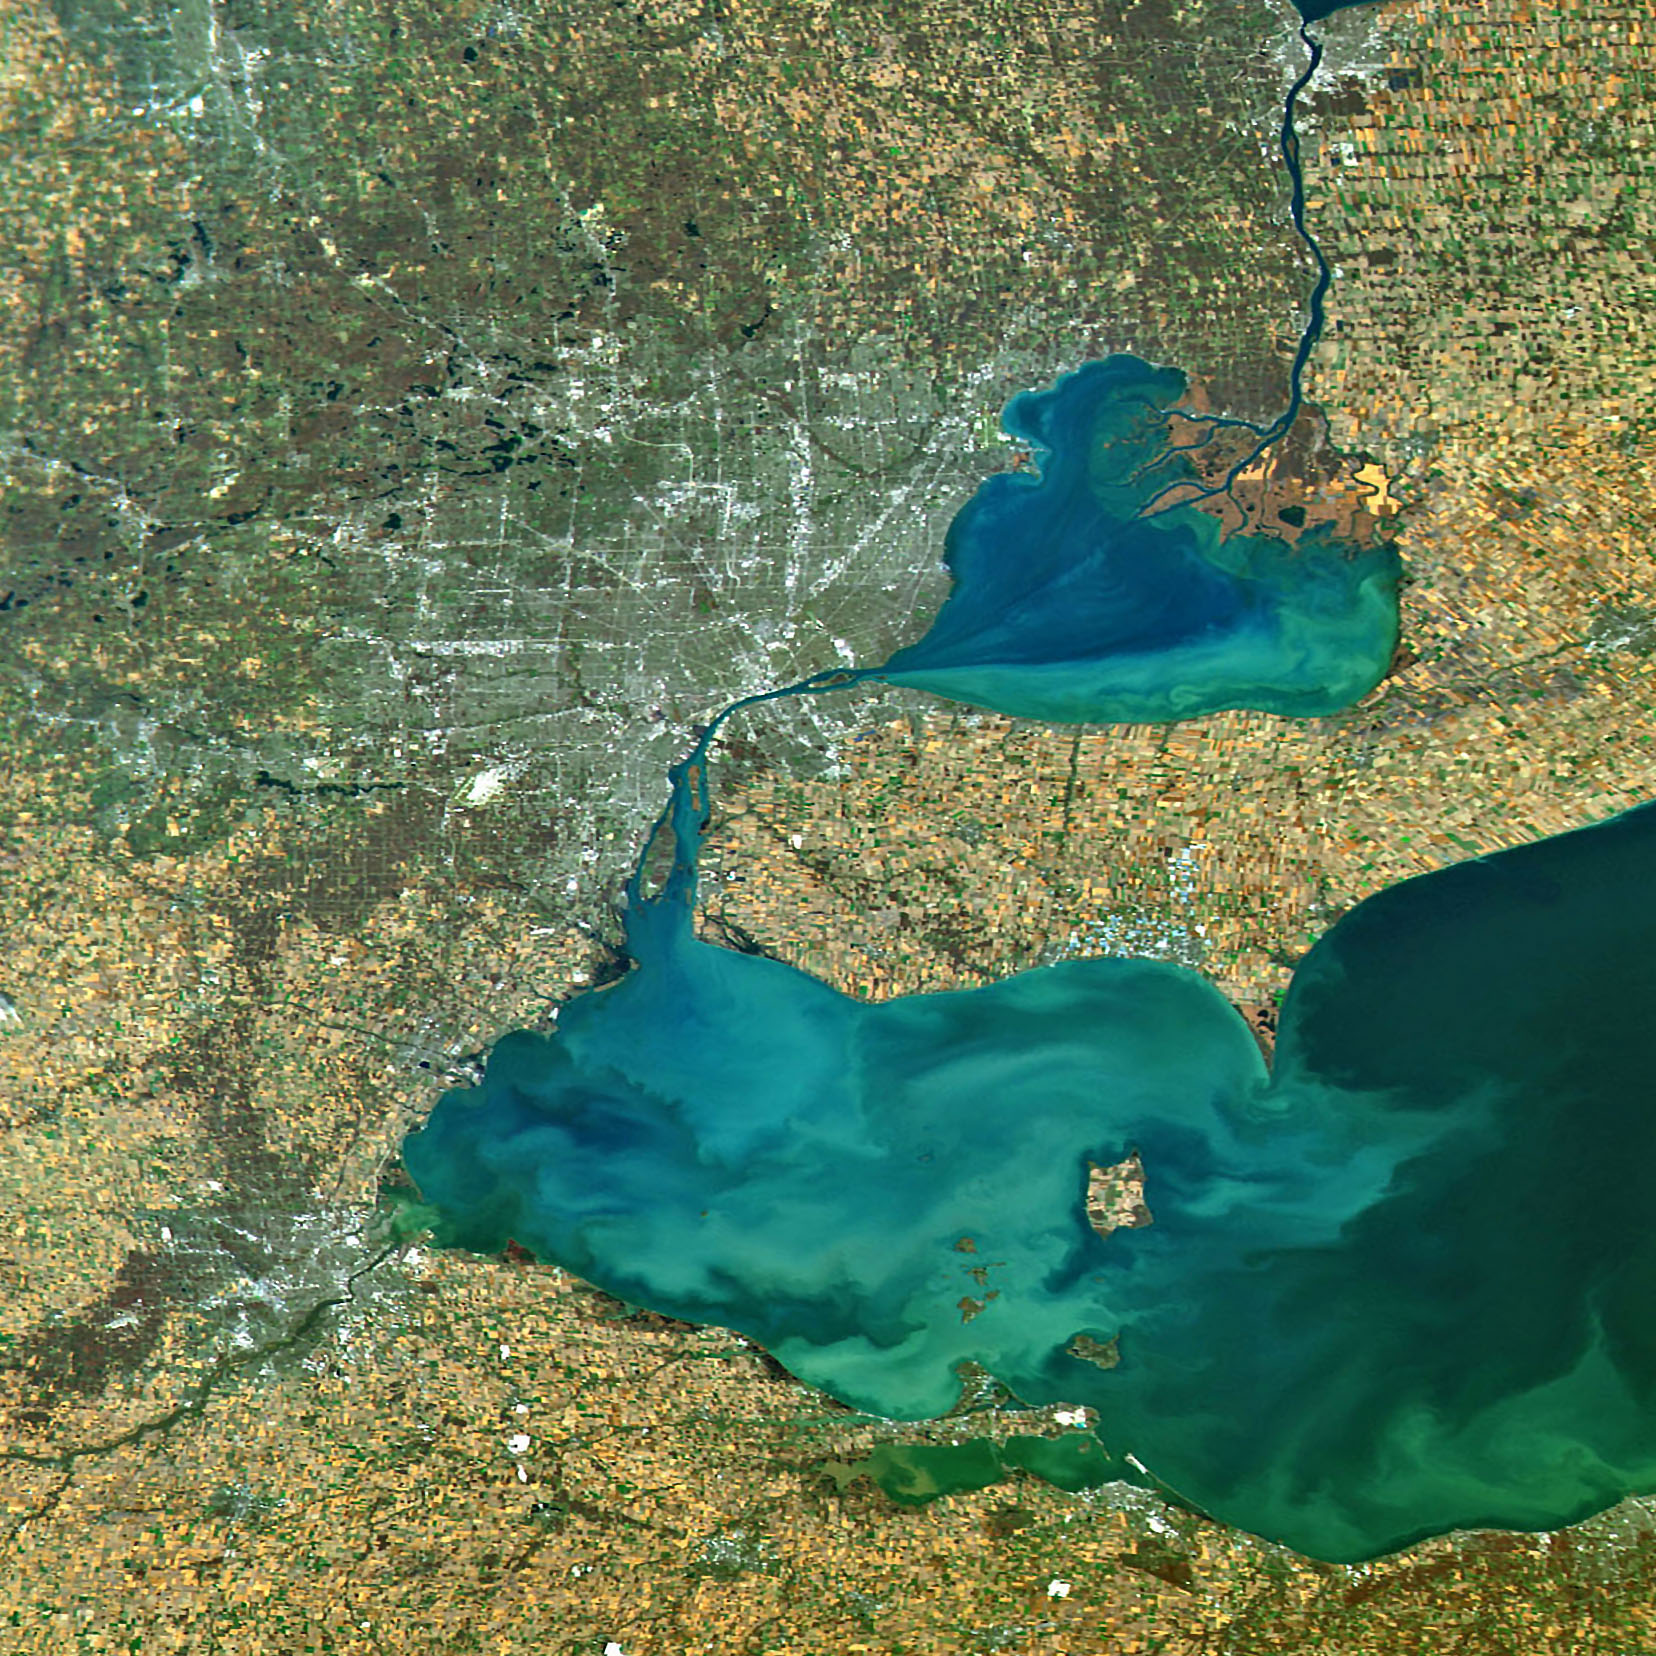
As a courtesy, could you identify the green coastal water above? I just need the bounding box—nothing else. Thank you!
[401,341,1656,1562]
[827,1434,1117,1507]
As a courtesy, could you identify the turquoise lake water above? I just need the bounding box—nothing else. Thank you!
[397,0,1656,1563]
[405,715,1656,1561]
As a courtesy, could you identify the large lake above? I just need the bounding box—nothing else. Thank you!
[401,0,1656,1563]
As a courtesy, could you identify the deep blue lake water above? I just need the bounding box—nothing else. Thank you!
[1294,0,1383,19]
[405,721,1656,1562]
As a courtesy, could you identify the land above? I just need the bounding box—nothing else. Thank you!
[1085,1152,1154,1239]
[7,0,1656,1649]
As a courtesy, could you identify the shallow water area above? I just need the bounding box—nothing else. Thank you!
[877,357,1400,723]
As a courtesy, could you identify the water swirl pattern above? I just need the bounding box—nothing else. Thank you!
[403,358,1656,1561]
